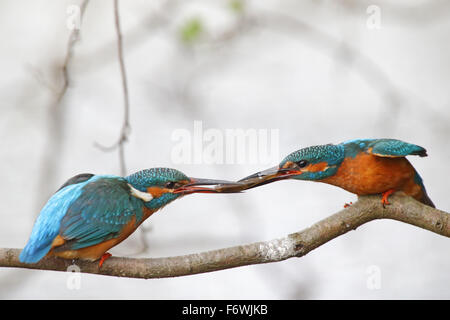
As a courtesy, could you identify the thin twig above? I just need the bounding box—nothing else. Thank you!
[95,0,130,177]
[5,0,90,296]
[34,0,90,210]
[54,0,90,103]
[114,0,130,177]
[2,194,448,279]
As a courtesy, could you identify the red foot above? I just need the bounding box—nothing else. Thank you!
[381,189,395,208]
[344,202,353,208]
[98,252,112,268]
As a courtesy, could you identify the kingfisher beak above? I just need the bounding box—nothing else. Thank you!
[237,166,302,190]
[173,178,244,194]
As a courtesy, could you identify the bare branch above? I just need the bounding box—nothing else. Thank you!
[95,0,130,177]
[56,0,90,104]
[2,194,448,279]
[34,0,90,209]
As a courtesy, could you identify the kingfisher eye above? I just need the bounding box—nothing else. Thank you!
[297,160,308,168]
[164,181,177,189]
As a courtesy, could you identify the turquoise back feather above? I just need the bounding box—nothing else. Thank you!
[19,175,110,263]
[277,139,428,183]
[20,169,191,263]
[342,139,427,158]
[58,177,144,251]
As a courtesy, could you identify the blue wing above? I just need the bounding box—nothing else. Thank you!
[19,175,98,263]
[55,177,144,251]
[366,139,427,158]
[19,175,143,263]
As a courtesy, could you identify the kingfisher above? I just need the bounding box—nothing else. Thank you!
[236,139,435,208]
[20,168,242,267]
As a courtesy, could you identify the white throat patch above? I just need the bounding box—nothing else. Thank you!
[128,184,154,202]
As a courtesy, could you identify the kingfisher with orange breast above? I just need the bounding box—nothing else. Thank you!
[237,139,434,208]
[20,168,242,267]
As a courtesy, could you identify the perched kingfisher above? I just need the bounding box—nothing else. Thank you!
[236,139,435,208]
[20,168,242,266]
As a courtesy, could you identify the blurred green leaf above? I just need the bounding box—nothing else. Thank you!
[229,0,244,14]
[180,18,203,44]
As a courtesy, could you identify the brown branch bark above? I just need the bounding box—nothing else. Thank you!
[1,194,448,279]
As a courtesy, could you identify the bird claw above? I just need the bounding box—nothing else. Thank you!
[98,252,112,268]
[381,189,395,208]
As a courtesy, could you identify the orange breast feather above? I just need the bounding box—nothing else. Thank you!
[320,152,423,200]
[50,207,155,261]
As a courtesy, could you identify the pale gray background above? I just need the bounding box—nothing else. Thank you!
[1,0,449,299]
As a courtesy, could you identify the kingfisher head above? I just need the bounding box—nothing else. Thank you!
[237,144,345,189]
[125,167,242,210]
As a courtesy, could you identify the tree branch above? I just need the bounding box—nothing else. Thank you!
[58,0,90,103]
[34,0,90,209]
[113,0,130,177]
[1,194,448,279]
[94,0,130,177]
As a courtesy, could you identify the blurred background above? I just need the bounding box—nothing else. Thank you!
[1,0,449,299]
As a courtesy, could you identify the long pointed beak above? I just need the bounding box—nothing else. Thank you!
[237,166,302,190]
[173,178,245,194]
